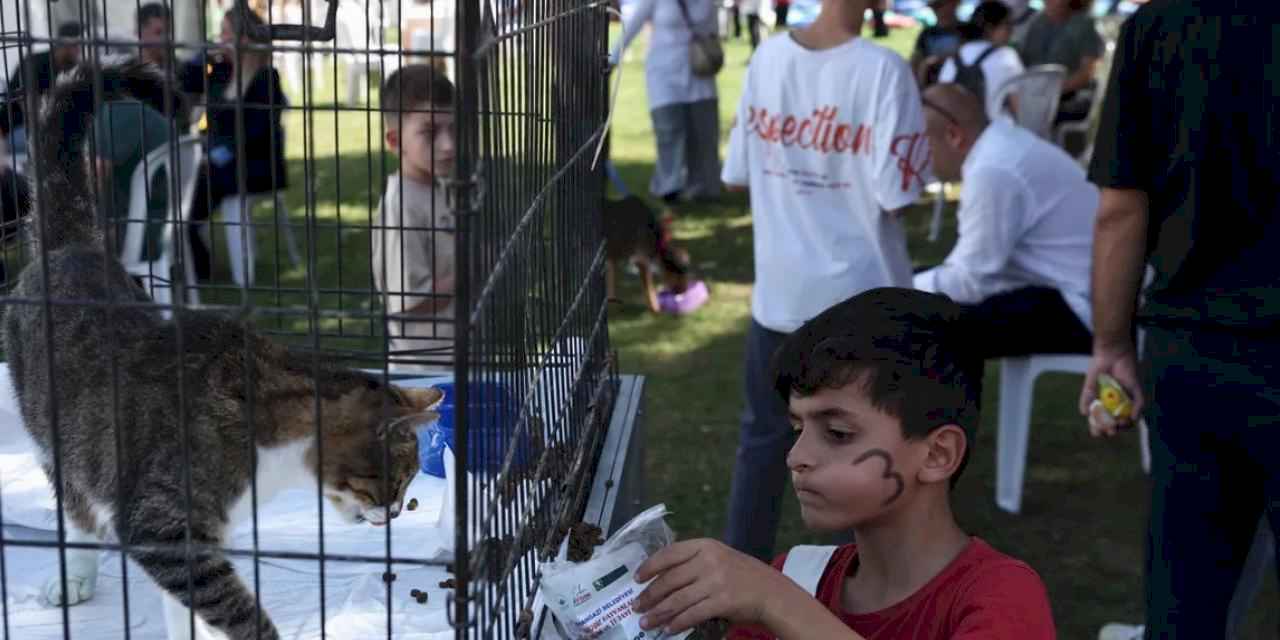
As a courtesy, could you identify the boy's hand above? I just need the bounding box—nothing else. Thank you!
[632,539,786,633]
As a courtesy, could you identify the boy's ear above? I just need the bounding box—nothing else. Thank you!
[917,424,967,486]
[385,127,400,153]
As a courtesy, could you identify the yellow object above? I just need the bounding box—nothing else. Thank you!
[1097,374,1132,420]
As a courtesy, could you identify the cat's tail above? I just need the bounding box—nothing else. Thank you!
[29,59,169,252]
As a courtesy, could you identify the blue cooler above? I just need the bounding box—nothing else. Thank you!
[419,380,531,478]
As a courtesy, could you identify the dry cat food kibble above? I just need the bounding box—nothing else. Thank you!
[566,522,605,562]
[382,571,396,583]
[515,608,534,639]
[439,578,457,589]
[407,498,418,511]
[694,618,730,640]
[409,589,428,604]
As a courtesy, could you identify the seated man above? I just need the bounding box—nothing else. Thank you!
[0,22,83,155]
[94,97,173,266]
[914,83,1098,359]
[1014,0,1103,125]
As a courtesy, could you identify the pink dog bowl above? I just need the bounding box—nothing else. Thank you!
[657,280,710,315]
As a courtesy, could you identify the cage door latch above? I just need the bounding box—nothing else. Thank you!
[443,169,485,215]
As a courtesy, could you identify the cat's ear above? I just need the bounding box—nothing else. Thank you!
[404,410,442,440]
[400,386,445,412]
[376,409,442,441]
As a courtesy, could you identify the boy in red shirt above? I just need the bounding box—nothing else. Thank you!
[632,287,1056,639]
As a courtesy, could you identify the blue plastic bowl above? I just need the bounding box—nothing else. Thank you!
[419,380,532,478]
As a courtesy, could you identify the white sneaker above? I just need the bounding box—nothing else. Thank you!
[1098,623,1144,640]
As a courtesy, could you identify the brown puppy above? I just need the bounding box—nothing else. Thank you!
[601,195,690,312]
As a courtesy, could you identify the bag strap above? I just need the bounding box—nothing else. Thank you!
[972,44,1000,66]
[675,0,705,37]
[675,0,693,28]
[780,545,838,597]
[954,43,996,72]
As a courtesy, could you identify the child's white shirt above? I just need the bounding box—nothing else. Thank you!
[371,173,455,373]
[723,33,930,333]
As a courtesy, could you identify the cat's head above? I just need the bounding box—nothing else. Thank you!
[315,383,444,526]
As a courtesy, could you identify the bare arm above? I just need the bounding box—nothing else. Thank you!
[1063,56,1100,94]
[1078,187,1149,435]
[1090,187,1148,351]
[402,273,455,315]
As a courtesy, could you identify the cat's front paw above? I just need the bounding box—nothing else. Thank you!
[42,572,97,606]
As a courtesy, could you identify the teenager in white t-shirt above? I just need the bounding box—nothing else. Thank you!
[721,0,930,563]
[937,0,1025,116]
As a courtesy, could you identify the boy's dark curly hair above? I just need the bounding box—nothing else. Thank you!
[771,287,983,487]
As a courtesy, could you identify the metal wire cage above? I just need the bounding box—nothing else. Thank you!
[0,0,615,638]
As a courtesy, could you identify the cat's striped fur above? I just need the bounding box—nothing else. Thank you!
[3,60,442,640]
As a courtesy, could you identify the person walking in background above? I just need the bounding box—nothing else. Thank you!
[721,0,929,563]
[1080,2,1280,638]
[870,0,890,38]
[772,0,790,30]
[612,0,722,204]
[743,0,765,51]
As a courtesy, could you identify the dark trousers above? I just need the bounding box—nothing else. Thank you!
[871,6,889,37]
[725,319,793,562]
[1140,326,1280,639]
[746,14,761,49]
[957,286,1092,359]
[774,3,789,29]
[186,163,223,280]
[725,319,856,561]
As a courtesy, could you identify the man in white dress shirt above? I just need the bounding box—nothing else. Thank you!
[914,83,1098,358]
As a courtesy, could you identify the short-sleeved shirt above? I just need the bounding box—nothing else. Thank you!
[1088,0,1280,332]
[722,33,929,333]
[371,173,456,372]
[727,538,1056,639]
[1018,11,1103,79]
[95,100,174,262]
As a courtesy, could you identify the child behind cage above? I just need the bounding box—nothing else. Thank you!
[628,288,1057,639]
[373,64,457,373]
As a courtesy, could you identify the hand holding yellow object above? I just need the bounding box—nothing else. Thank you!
[1096,373,1134,421]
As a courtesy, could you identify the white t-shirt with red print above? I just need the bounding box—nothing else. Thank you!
[723,33,931,333]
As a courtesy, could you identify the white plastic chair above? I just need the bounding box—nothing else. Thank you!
[996,267,1158,514]
[928,182,948,243]
[120,135,204,308]
[990,64,1067,141]
[995,351,1152,514]
[1056,40,1117,167]
[219,190,302,287]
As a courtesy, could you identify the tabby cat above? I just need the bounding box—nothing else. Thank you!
[2,61,442,640]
